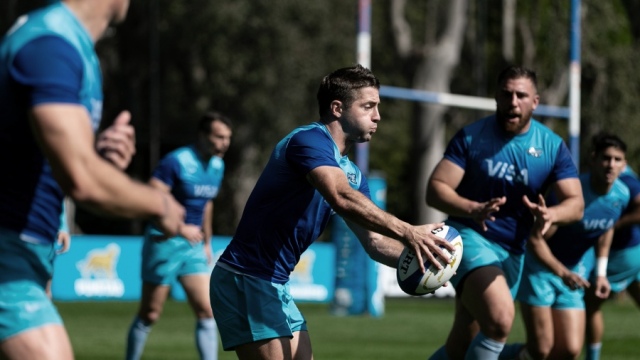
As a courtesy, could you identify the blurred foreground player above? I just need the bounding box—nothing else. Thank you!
[0,1,185,359]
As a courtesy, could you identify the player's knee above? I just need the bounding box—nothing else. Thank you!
[528,341,552,360]
[483,310,514,339]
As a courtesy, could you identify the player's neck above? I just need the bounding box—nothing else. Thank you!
[63,1,111,42]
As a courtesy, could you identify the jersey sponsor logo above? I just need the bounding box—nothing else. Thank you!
[485,159,529,185]
[194,184,218,198]
[527,147,543,158]
[583,218,615,230]
[74,243,124,297]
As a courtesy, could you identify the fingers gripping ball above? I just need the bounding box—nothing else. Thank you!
[396,225,463,296]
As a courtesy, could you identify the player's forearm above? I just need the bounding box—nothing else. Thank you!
[528,236,567,277]
[549,194,584,225]
[333,189,412,243]
[427,180,478,218]
[65,154,165,220]
[347,221,404,268]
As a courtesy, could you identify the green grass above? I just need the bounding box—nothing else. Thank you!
[57,297,639,359]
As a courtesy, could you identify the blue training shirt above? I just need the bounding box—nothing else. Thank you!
[218,122,370,283]
[547,173,629,267]
[611,171,640,250]
[149,145,225,231]
[0,3,102,244]
[445,115,578,254]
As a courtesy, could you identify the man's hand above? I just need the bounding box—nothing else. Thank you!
[179,224,204,245]
[56,231,71,254]
[592,276,611,299]
[152,194,186,238]
[406,222,456,273]
[472,196,507,231]
[523,194,552,235]
[97,110,136,170]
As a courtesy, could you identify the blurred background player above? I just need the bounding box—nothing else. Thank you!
[210,64,455,360]
[126,111,232,360]
[501,132,629,360]
[585,164,640,360]
[426,65,584,360]
[0,1,185,359]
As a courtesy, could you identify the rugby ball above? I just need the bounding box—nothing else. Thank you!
[396,225,463,296]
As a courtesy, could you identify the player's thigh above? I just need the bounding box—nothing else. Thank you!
[0,324,73,360]
[551,308,584,358]
[292,330,313,360]
[138,282,171,321]
[519,303,553,356]
[626,281,640,307]
[460,266,514,332]
[179,274,212,318]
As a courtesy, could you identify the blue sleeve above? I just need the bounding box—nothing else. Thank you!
[551,143,579,181]
[10,35,83,106]
[286,129,340,175]
[620,174,640,199]
[152,155,179,188]
[443,129,467,169]
[359,174,371,199]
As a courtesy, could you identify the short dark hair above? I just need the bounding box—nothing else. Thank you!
[497,65,538,89]
[316,64,380,117]
[198,111,232,135]
[591,131,627,155]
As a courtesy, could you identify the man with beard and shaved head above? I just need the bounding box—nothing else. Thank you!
[0,1,185,359]
[426,65,585,360]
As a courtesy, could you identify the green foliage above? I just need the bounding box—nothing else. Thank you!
[58,297,640,359]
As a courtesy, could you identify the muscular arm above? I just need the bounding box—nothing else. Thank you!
[427,159,477,217]
[31,104,182,234]
[345,220,405,268]
[307,165,451,270]
[547,178,584,225]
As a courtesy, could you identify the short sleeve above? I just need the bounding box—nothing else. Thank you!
[11,35,83,106]
[443,129,468,169]
[286,129,339,175]
[152,155,179,188]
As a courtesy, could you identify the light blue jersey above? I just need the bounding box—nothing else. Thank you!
[143,145,224,285]
[445,115,578,254]
[518,173,629,308]
[0,2,102,244]
[217,122,370,284]
[611,171,640,251]
[150,145,224,231]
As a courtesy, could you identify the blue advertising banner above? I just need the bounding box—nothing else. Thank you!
[52,235,336,303]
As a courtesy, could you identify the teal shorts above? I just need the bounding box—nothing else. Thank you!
[585,244,640,293]
[517,252,587,309]
[141,231,209,285]
[210,264,307,351]
[447,220,524,298]
[0,228,62,340]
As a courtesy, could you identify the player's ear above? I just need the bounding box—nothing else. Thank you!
[330,100,343,118]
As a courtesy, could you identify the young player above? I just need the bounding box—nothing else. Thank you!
[126,112,232,360]
[584,164,640,360]
[502,132,629,360]
[210,64,455,360]
[426,65,584,360]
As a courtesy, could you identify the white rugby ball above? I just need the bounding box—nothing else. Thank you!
[396,225,463,296]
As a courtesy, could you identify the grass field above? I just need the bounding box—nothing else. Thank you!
[58,297,639,360]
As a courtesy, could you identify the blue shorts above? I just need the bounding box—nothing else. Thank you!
[447,220,524,298]
[210,264,307,351]
[141,231,209,285]
[517,252,587,309]
[0,228,62,340]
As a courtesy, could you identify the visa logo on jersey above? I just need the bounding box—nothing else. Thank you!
[194,184,218,198]
[583,218,615,230]
[485,159,529,185]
